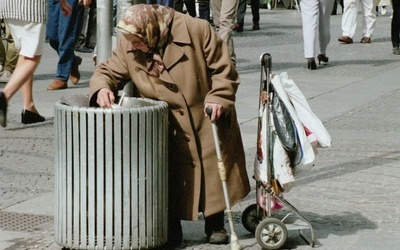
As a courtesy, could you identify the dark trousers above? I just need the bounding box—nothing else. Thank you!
[392,0,400,48]
[236,0,260,24]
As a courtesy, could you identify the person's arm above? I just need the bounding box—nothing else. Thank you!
[201,22,240,121]
[89,35,132,107]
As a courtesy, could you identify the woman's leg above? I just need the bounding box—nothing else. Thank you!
[2,55,41,112]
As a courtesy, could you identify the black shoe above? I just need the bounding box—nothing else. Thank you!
[307,58,317,70]
[21,109,45,125]
[207,228,229,245]
[0,91,7,127]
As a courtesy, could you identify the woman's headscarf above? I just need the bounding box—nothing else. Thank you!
[117,4,175,76]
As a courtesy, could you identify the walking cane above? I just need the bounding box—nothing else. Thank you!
[206,106,241,250]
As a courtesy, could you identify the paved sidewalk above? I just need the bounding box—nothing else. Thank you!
[1,6,400,250]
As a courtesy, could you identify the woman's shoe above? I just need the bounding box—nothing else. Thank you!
[0,91,7,127]
[21,109,45,125]
[317,54,329,65]
[307,58,316,70]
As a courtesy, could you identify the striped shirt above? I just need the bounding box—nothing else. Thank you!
[0,0,47,23]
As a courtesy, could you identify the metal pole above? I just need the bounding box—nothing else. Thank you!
[96,0,113,64]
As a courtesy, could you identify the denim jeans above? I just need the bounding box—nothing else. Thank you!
[47,0,84,82]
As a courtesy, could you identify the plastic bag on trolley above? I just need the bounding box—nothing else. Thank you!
[254,72,331,211]
[254,93,296,211]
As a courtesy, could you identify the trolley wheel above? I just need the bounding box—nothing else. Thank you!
[255,218,288,250]
[241,204,262,234]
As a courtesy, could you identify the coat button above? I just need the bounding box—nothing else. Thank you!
[184,134,190,142]
[166,83,179,92]
[192,161,196,168]
[178,109,184,115]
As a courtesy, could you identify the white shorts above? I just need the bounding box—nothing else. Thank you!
[6,19,46,58]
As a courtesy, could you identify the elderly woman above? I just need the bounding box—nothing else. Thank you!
[89,4,250,246]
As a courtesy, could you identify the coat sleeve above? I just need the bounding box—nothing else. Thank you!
[201,22,240,115]
[89,35,133,106]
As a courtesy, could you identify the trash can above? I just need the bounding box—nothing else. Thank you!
[54,97,169,249]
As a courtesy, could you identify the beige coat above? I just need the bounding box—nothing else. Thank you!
[89,12,250,220]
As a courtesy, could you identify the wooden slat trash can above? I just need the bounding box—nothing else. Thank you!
[54,97,169,249]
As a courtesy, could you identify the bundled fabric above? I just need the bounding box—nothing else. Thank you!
[254,72,331,194]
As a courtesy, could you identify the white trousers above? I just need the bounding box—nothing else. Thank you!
[342,0,377,38]
[300,0,335,58]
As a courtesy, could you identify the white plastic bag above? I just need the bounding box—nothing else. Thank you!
[271,74,315,166]
[279,72,332,148]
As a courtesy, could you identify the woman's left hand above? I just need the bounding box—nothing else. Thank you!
[204,103,223,121]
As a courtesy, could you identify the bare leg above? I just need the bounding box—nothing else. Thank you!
[2,55,41,113]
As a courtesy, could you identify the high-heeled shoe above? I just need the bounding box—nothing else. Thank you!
[317,54,329,65]
[0,91,7,127]
[307,58,316,70]
[21,109,45,125]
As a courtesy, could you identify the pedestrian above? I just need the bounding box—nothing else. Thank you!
[88,4,250,246]
[0,19,19,83]
[376,0,390,15]
[300,0,335,69]
[46,0,91,90]
[0,0,72,128]
[331,0,344,15]
[211,0,239,63]
[392,0,400,54]
[174,0,197,17]
[233,0,260,32]
[338,0,377,44]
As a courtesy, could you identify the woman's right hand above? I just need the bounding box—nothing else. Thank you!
[96,88,115,108]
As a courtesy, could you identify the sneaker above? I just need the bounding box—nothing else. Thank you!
[207,228,229,245]
[0,70,12,83]
[393,47,400,55]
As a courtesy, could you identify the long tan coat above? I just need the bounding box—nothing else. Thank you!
[89,12,250,220]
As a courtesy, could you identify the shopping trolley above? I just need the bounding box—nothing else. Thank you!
[241,53,315,249]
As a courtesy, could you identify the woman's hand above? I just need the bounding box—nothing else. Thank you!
[204,103,223,121]
[96,88,115,108]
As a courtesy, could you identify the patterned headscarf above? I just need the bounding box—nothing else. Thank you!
[117,4,175,76]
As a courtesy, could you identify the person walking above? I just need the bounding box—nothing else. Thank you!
[300,0,335,70]
[89,4,250,246]
[0,0,72,127]
[0,20,19,83]
[392,0,400,54]
[233,0,260,32]
[46,0,91,90]
[338,0,377,44]
[211,0,239,63]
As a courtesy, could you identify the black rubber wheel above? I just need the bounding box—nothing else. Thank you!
[255,217,288,249]
[241,204,263,234]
